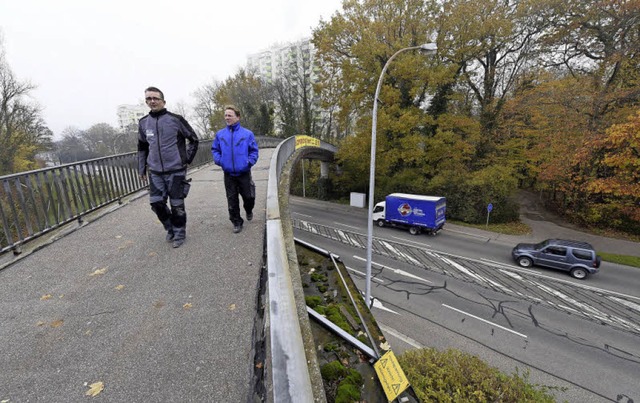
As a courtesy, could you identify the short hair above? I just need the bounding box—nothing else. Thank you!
[224,105,241,118]
[145,86,164,100]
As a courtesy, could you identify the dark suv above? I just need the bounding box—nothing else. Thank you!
[511,239,601,279]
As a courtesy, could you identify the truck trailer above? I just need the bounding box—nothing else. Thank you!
[372,193,446,235]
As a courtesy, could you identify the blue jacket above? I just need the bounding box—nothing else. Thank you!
[138,109,199,175]
[212,122,259,176]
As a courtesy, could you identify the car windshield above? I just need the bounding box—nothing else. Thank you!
[534,240,550,249]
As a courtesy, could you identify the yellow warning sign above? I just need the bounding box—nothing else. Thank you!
[295,135,320,149]
[374,350,410,402]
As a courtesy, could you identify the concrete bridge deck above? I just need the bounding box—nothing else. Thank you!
[0,149,274,402]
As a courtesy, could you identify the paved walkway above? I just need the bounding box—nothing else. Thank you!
[0,148,273,402]
[448,190,640,258]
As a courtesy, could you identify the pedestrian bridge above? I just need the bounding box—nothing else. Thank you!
[0,135,338,402]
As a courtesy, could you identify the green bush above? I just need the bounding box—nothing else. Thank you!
[398,348,558,402]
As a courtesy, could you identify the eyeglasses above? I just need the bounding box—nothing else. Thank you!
[145,97,163,102]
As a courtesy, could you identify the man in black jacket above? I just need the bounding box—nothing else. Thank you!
[137,86,199,248]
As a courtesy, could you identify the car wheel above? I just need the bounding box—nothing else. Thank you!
[517,256,533,268]
[377,220,385,227]
[570,267,588,280]
[409,226,420,235]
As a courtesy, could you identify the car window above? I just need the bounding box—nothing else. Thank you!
[572,249,593,260]
[544,246,567,256]
[373,205,384,213]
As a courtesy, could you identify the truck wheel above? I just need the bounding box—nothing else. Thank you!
[376,220,385,227]
[517,256,533,268]
[570,267,588,280]
[409,227,420,235]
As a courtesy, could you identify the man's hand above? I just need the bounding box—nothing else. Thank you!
[139,174,148,184]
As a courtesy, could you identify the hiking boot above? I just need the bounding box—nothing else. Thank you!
[233,225,243,234]
[246,212,253,221]
[172,239,185,248]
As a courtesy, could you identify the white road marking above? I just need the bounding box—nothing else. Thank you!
[345,266,385,284]
[535,284,640,333]
[334,222,360,230]
[608,296,640,313]
[442,304,528,338]
[379,240,422,265]
[372,298,400,314]
[353,256,432,284]
[293,212,314,218]
[379,323,424,349]
[390,235,431,248]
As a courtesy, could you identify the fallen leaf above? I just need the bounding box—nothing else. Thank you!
[183,303,193,310]
[85,330,92,336]
[85,381,104,397]
[50,320,64,328]
[229,304,236,311]
[115,235,122,239]
[118,240,134,250]
[148,252,157,257]
[59,294,64,299]
[36,321,45,326]
[90,268,107,276]
[379,341,390,351]
[40,294,52,301]
[115,285,125,291]
[255,361,263,369]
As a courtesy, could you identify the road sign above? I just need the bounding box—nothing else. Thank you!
[374,350,410,402]
[487,203,493,212]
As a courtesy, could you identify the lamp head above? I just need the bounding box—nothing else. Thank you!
[418,43,438,53]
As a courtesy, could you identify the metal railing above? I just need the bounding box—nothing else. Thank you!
[0,136,283,255]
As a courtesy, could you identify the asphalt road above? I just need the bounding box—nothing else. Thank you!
[289,196,640,403]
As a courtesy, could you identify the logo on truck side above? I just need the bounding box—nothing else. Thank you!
[398,203,412,216]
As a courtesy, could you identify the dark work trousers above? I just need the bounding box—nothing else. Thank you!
[148,170,189,241]
[223,171,255,226]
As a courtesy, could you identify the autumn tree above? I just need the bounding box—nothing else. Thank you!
[0,35,52,175]
[539,0,640,131]
[206,69,274,136]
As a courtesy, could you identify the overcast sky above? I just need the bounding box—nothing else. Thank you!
[0,0,343,138]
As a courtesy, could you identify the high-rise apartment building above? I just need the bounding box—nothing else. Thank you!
[247,38,317,84]
[116,104,148,132]
[247,38,334,138]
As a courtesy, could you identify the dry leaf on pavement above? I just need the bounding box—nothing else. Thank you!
[183,303,193,309]
[40,294,52,300]
[90,268,107,276]
[115,285,125,290]
[85,381,104,396]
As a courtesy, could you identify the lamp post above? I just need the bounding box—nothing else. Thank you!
[364,43,437,307]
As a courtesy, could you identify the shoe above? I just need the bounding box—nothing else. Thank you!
[166,232,175,242]
[246,212,253,221]
[172,239,185,248]
[233,225,243,234]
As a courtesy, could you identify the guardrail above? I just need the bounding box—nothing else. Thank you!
[0,136,283,255]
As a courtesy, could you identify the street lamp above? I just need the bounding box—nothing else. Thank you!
[364,43,438,307]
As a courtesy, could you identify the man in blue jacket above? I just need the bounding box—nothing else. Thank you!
[138,86,199,248]
[212,105,259,234]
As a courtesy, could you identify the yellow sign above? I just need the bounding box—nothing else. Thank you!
[295,135,320,149]
[374,350,410,402]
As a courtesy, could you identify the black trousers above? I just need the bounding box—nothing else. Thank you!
[223,171,255,226]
